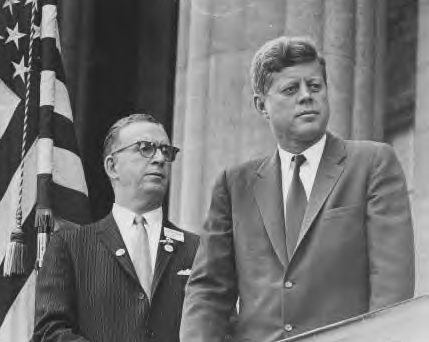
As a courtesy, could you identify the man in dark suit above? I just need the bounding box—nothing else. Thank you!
[33,114,199,342]
[180,36,415,342]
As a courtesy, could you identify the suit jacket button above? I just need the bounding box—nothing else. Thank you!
[284,281,293,289]
[284,324,293,332]
[138,292,145,300]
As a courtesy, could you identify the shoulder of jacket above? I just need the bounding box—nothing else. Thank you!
[52,217,102,241]
[343,139,393,157]
[225,156,269,178]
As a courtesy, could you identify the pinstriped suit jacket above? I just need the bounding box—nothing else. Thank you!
[33,213,199,342]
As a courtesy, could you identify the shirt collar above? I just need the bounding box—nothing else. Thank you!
[278,133,326,169]
[112,203,163,227]
[142,206,163,227]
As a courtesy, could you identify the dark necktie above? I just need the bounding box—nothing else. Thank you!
[286,154,307,257]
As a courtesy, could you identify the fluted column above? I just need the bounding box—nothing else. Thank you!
[171,0,386,232]
[352,0,385,140]
[414,0,429,295]
[170,0,285,231]
[170,0,213,231]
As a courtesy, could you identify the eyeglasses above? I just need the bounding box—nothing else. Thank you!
[110,140,180,162]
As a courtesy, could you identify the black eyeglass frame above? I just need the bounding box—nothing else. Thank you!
[110,140,180,162]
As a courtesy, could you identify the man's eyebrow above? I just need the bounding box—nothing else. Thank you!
[278,78,300,85]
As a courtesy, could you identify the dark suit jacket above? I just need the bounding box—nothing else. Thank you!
[180,133,415,342]
[33,213,199,342]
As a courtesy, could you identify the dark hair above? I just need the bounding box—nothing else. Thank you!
[103,113,163,160]
[250,36,327,96]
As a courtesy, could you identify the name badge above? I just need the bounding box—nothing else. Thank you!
[164,227,184,242]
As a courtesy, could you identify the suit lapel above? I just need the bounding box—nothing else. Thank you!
[96,214,140,285]
[253,152,288,268]
[295,133,346,251]
[150,220,174,301]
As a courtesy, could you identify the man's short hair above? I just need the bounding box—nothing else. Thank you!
[103,113,163,161]
[250,36,327,96]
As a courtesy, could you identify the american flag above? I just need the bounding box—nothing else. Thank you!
[0,0,90,340]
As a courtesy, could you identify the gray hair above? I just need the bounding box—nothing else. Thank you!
[103,113,163,160]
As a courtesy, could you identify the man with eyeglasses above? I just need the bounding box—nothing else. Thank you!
[33,114,199,342]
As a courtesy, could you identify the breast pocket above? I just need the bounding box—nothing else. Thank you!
[323,205,364,220]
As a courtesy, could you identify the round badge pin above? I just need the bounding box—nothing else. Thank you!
[115,248,126,256]
[164,244,174,253]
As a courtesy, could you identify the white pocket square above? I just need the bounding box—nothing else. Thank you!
[177,269,192,276]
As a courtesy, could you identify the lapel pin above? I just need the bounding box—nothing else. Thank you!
[115,248,126,256]
[160,237,175,253]
[164,244,174,253]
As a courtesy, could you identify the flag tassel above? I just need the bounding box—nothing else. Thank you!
[35,208,54,271]
[3,209,27,276]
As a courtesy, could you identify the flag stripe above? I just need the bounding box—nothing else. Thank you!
[40,4,61,53]
[36,174,91,223]
[42,0,59,6]
[40,76,73,122]
[39,71,55,108]
[36,173,53,209]
[40,5,57,39]
[40,39,65,83]
[0,272,36,342]
[52,147,88,195]
[51,112,79,154]
[0,79,21,139]
[0,208,37,325]
[0,142,38,259]
[0,105,38,202]
[0,103,85,203]
[38,107,80,156]
[52,182,91,224]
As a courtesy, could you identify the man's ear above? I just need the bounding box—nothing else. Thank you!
[104,155,118,180]
[253,94,269,120]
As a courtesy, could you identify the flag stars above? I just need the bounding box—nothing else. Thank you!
[6,22,27,49]
[3,0,20,15]
[33,24,40,39]
[12,56,29,83]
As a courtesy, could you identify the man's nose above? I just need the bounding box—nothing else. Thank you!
[151,147,166,164]
[297,83,312,103]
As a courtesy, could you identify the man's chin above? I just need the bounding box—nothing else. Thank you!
[296,126,326,143]
[141,183,168,197]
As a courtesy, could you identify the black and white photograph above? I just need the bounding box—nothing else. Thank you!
[0,0,426,341]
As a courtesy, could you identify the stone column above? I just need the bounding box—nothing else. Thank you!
[352,0,385,140]
[323,0,356,138]
[413,0,429,295]
[171,0,284,231]
[171,0,386,232]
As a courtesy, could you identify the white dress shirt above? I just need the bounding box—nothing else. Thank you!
[112,203,163,271]
[278,134,326,223]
